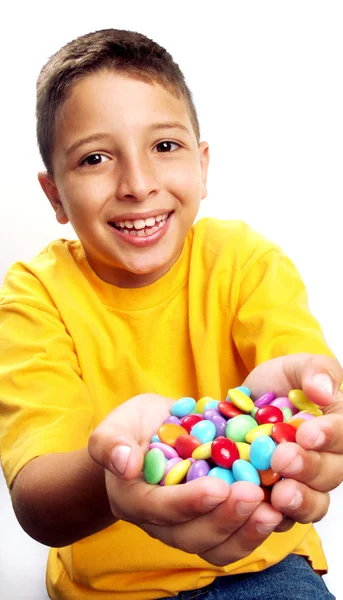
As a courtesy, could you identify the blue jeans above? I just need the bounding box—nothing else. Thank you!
[159,554,335,599]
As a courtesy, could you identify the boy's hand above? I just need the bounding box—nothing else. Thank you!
[243,353,343,531]
[89,393,283,566]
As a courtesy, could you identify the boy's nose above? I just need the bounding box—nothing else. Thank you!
[115,156,159,202]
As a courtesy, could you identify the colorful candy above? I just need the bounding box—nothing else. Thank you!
[143,387,321,496]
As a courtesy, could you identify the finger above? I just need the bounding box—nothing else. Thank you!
[274,516,296,533]
[88,393,173,479]
[106,474,231,525]
[243,354,343,406]
[199,501,283,566]
[301,355,343,406]
[143,481,265,556]
[296,410,343,453]
[271,441,343,492]
[271,478,330,523]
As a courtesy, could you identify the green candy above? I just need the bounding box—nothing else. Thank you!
[143,448,166,484]
[226,415,257,442]
[281,406,293,422]
[250,406,258,418]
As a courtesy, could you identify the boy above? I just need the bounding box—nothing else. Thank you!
[0,28,342,600]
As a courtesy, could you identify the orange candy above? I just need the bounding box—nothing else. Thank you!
[158,423,188,447]
[259,468,282,487]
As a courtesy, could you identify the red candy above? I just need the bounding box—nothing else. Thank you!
[211,436,240,468]
[175,434,201,458]
[180,414,203,432]
[218,401,244,419]
[271,422,297,444]
[255,405,283,425]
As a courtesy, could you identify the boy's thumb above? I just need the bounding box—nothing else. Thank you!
[88,430,143,480]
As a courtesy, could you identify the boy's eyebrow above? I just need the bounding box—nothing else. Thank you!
[65,134,112,157]
[149,121,190,134]
[65,122,190,156]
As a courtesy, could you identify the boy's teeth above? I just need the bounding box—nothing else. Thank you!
[115,213,168,230]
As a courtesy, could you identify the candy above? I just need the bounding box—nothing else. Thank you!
[245,423,274,443]
[144,448,166,484]
[186,459,211,482]
[254,391,276,408]
[255,405,283,425]
[143,385,321,495]
[175,434,201,458]
[249,435,277,471]
[208,466,235,484]
[190,420,217,444]
[225,414,257,442]
[227,388,254,412]
[170,397,196,417]
[211,437,240,468]
[148,442,179,459]
[271,422,297,443]
[232,459,260,485]
[180,414,203,432]
[191,441,212,460]
[158,423,188,446]
[164,459,192,485]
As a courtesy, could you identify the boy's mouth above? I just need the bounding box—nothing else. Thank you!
[109,212,172,237]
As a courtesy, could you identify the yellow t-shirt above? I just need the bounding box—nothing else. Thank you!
[0,218,332,600]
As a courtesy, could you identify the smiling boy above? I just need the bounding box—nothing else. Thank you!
[0,29,341,600]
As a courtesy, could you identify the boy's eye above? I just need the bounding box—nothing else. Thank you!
[154,141,179,153]
[81,153,109,166]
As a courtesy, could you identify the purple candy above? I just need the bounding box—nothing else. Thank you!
[160,457,182,485]
[270,396,298,415]
[254,391,276,408]
[294,411,315,421]
[203,413,227,437]
[186,459,211,482]
[203,409,221,419]
[163,415,181,425]
[148,442,179,460]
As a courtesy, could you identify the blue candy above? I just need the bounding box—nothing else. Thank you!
[208,466,235,484]
[249,436,277,471]
[190,420,217,444]
[170,397,196,418]
[232,459,260,485]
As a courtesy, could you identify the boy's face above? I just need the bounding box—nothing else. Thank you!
[39,70,209,287]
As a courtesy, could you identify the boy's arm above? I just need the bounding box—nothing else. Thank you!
[10,448,115,547]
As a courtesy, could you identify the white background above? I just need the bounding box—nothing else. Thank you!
[0,1,342,598]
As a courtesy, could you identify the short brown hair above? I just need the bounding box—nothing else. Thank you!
[36,29,200,175]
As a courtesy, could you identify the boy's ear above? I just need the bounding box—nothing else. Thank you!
[199,142,210,200]
[38,172,69,224]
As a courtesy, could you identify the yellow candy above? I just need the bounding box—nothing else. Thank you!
[288,389,319,413]
[299,407,323,417]
[227,388,254,413]
[245,423,274,443]
[164,459,191,485]
[192,441,212,460]
[196,396,213,413]
[236,442,251,461]
[287,417,304,429]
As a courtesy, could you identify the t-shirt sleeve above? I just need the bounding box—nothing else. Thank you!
[0,294,94,488]
[232,243,333,372]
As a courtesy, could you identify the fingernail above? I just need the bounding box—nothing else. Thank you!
[110,445,131,476]
[285,489,302,510]
[312,373,333,397]
[256,522,277,534]
[236,501,259,516]
[203,496,227,510]
[284,454,303,475]
[303,424,326,449]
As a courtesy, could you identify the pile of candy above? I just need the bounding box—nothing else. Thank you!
[143,387,322,497]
